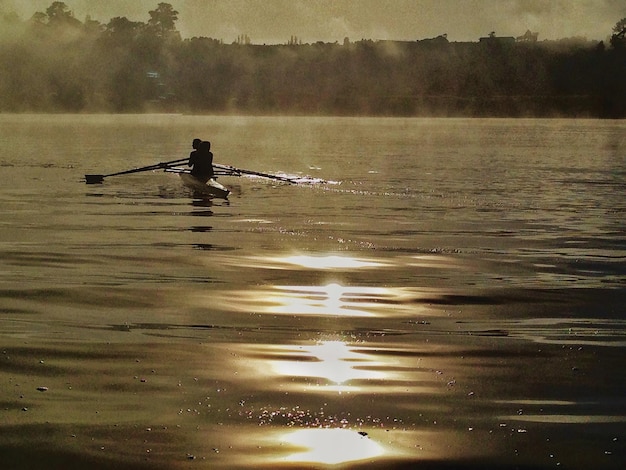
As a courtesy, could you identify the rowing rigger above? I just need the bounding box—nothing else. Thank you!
[84,159,314,193]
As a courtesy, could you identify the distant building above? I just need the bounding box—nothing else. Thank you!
[517,30,539,42]
[479,32,515,45]
[417,34,449,46]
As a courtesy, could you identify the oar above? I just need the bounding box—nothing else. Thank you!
[85,158,189,184]
[213,163,297,184]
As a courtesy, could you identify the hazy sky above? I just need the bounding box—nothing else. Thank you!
[3,0,625,43]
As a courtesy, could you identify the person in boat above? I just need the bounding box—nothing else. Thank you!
[188,139,214,182]
[188,138,202,169]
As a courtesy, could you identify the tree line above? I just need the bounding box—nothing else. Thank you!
[1,2,625,118]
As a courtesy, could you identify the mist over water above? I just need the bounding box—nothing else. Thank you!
[0,115,625,469]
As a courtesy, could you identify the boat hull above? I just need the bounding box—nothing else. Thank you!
[174,171,230,199]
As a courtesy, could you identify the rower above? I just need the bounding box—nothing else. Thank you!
[188,139,214,182]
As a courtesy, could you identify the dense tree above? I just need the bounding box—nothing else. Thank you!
[612,17,626,34]
[610,17,626,49]
[147,2,180,41]
[45,1,79,26]
[104,16,143,38]
[0,2,624,117]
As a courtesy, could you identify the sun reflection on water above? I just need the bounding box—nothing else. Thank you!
[234,337,441,397]
[271,340,387,392]
[218,252,389,270]
[277,254,387,270]
[279,428,385,465]
[202,251,457,318]
[264,283,391,317]
[207,281,430,317]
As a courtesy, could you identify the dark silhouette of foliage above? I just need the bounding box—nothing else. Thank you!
[0,2,624,117]
[147,2,180,41]
[610,18,626,50]
[45,1,81,27]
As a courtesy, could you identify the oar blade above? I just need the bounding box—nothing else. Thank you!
[85,174,104,184]
[84,158,190,184]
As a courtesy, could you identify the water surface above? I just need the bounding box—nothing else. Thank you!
[0,115,625,469]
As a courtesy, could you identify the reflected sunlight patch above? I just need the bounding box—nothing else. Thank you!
[234,339,440,395]
[271,340,387,391]
[229,283,394,317]
[265,283,381,317]
[207,282,434,317]
[280,428,384,465]
[221,253,389,270]
[277,254,386,270]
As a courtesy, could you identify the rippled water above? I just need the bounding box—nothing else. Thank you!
[1,115,625,469]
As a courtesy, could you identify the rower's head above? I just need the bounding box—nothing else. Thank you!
[199,140,210,151]
[192,138,201,149]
